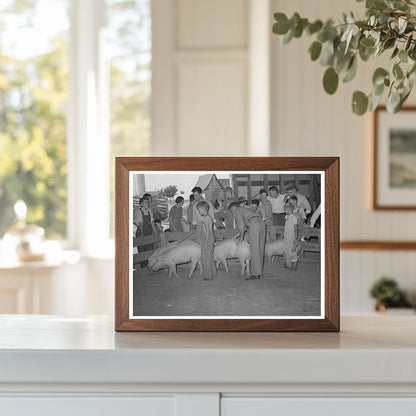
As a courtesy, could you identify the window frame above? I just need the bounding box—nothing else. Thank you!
[67,0,112,257]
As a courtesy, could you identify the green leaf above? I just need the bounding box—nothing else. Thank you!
[320,40,335,66]
[374,83,385,96]
[293,18,309,38]
[400,88,411,106]
[372,68,389,86]
[396,79,405,89]
[399,49,408,63]
[290,12,301,30]
[309,41,322,61]
[333,35,341,51]
[359,38,376,62]
[273,13,290,35]
[317,30,328,43]
[391,47,399,59]
[282,29,293,44]
[359,47,374,62]
[393,0,410,11]
[342,25,359,53]
[349,33,361,49]
[398,16,407,34]
[369,92,383,111]
[342,56,358,83]
[386,87,401,113]
[405,34,413,51]
[323,67,339,95]
[360,37,375,48]
[383,37,396,50]
[352,91,369,115]
[307,20,323,35]
[393,63,404,79]
[366,0,388,10]
[334,52,353,73]
[408,63,416,78]
[409,45,416,61]
[408,68,416,88]
[325,27,338,42]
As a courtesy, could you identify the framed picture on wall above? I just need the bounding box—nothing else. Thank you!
[374,106,416,209]
[115,157,339,332]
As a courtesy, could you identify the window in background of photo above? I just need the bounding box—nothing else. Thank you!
[0,0,70,239]
[106,0,151,237]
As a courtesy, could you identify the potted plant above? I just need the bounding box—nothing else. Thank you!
[369,276,414,313]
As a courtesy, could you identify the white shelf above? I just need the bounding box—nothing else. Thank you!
[0,315,416,388]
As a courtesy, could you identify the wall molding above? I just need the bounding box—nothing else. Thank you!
[340,241,416,250]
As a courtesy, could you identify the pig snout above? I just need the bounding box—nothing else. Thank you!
[147,257,164,271]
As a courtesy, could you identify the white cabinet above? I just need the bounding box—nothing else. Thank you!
[1,316,416,416]
[1,397,175,416]
[222,398,416,416]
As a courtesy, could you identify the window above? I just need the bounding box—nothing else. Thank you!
[0,0,152,249]
[106,0,152,237]
[0,0,70,239]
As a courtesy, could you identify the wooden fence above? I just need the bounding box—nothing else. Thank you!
[133,227,320,266]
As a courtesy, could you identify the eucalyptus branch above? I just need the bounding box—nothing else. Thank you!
[272,0,416,115]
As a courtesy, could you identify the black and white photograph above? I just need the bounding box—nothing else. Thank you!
[130,171,324,319]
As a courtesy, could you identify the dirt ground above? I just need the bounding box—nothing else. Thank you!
[132,253,321,317]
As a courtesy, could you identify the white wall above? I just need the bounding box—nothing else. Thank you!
[43,0,415,317]
[270,0,416,313]
[152,0,255,156]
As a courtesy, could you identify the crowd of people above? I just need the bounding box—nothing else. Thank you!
[133,185,321,280]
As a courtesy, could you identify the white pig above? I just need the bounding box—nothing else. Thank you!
[148,240,201,279]
[265,239,284,264]
[214,239,250,276]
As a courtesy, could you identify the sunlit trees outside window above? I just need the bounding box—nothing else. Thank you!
[106,0,151,237]
[0,0,70,239]
[0,0,152,241]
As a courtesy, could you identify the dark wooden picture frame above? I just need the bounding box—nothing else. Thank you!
[115,157,339,332]
[373,106,416,210]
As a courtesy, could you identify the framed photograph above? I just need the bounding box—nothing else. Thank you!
[115,157,339,332]
[374,106,416,210]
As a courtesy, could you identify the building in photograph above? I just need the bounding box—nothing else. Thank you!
[231,173,321,211]
[194,174,227,201]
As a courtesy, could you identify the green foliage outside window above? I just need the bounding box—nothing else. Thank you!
[0,0,151,240]
[0,0,69,238]
[107,0,151,237]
